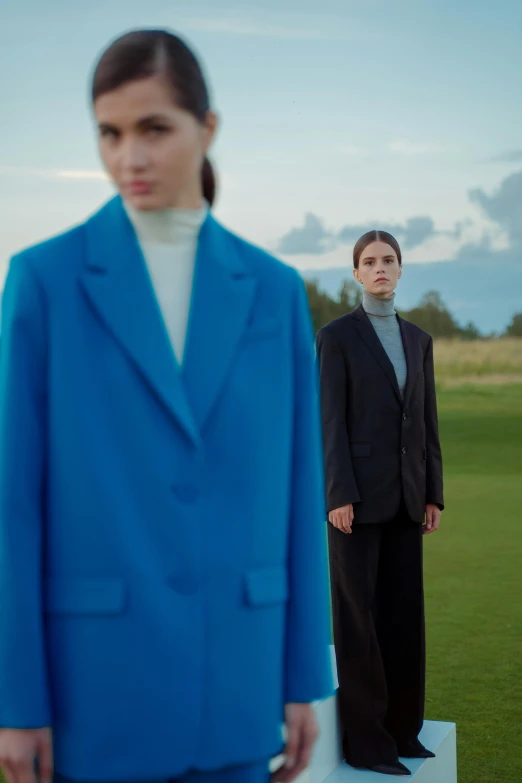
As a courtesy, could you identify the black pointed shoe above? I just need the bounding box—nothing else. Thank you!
[398,739,436,759]
[368,761,412,776]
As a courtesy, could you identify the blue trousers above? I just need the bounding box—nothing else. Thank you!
[171,761,270,782]
[55,761,270,783]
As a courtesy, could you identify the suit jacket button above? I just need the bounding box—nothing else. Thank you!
[402,413,407,421]
[401,446,407,454]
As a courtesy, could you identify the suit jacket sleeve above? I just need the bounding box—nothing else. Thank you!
[0,253,52,728]
[316,328,361,512]
[283,274,334,705]
[423,337,444,510]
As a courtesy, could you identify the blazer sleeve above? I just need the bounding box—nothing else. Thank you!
[423,337,444,510]
[316,328,361,512]
[283,273,334,705]
[0,253,52,728]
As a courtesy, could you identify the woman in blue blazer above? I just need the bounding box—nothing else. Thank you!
[0,30,332,783]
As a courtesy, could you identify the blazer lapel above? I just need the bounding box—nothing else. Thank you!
[352,305,402,404]
[181,216,257,432]
[398,316,419,411]
[80,196,200,446]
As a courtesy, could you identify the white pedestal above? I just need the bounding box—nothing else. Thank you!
[273,647,457,782]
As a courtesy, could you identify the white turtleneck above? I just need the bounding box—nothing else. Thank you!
[124,200,208,365]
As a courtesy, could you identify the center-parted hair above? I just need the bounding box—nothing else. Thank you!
[91,29,216,206]
[353,230,402,269]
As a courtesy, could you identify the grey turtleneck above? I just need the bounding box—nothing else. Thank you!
[362,290,407,397]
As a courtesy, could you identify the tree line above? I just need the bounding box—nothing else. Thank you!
[305,278,522,339]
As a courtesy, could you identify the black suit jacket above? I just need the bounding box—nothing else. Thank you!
[316,305,444,524]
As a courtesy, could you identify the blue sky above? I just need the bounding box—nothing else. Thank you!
[1,0,521,283]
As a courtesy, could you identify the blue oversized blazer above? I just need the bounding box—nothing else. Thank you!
[0,196,333,781]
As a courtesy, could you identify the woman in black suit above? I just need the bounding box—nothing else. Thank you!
[316,230,444,777]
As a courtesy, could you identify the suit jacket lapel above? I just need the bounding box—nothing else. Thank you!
[80,196,200,446]
[398,316,418,410]
[181,216,257,432]
[352,305,402,404]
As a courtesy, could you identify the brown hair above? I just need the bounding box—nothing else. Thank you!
[91,29,217,206]
[353,230,402,269]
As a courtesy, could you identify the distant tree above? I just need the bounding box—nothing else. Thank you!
[504,313,522,337]
[398,290,468,339]
[338,279,362,312]
[304,281,483,339]
[305,279,337,334]
[304,278,361,333]
[460,321,482,340]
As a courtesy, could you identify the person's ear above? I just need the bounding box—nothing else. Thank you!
[202,110,219,153]
[353,267,362,284]
[397,264,403,280]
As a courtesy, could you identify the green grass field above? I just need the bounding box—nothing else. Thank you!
[424,383,522,782]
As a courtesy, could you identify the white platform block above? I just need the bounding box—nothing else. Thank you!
[272,646,457,782]
[270,693,341,783]
[309,695,343,782]
[320,719,456,781]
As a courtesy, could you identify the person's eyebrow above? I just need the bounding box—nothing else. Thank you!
[97,121,118,131]
[135,114,172,128]
[97,114,172,131]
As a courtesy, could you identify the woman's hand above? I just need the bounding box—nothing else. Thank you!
[0,728,53,783]
[424,504,441,534]
[272,703,318,782]
[328,504,354,534]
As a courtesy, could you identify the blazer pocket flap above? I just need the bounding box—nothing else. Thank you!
[244,566,289,607]
[350,442,372,458]
[44,577,126,615]
[243,318,281,343]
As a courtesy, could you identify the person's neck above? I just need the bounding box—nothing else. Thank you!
[165,193,205,211]
[123,199,208,246]
[362,289,396,317]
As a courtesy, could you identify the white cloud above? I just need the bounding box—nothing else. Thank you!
[279,244,354,272]
[55,169,109,181]
[388,140,443,156]
[281,233,467,271]
[0,165,108,181]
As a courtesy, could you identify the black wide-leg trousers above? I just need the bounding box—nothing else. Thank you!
[328,503,426,768]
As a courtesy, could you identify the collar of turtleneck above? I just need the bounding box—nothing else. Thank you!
[123,199,209,246]
[362,290,397,317]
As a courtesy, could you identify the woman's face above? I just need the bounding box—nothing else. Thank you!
[353,241,402,296]
[94,74,217,210]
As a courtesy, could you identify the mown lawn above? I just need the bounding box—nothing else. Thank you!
[424,383,522,782]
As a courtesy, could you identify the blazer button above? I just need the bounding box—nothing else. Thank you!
[402,413,407,421]
[172,482,199,503]
[401,446,407,455]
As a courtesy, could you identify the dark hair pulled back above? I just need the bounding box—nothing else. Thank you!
[91,29,216,206]
[353,230,402,269]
